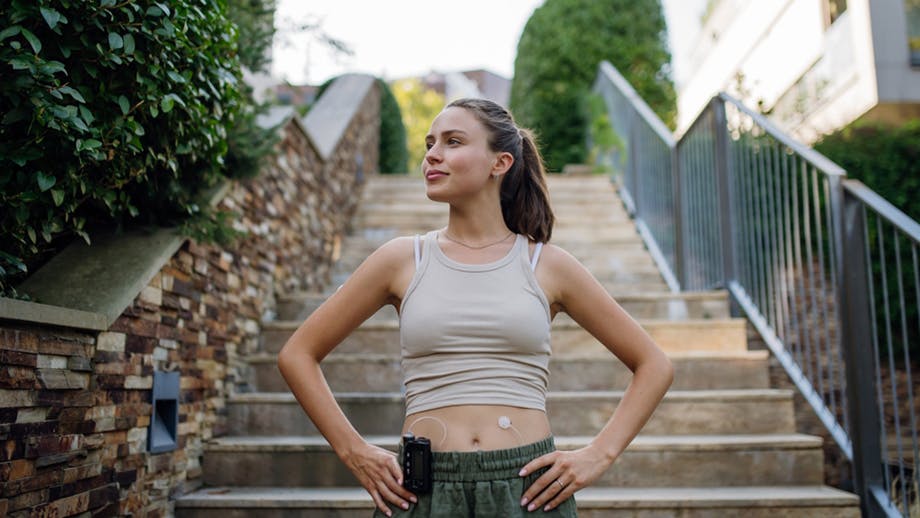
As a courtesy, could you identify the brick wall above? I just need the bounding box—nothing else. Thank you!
[0,79,380,517]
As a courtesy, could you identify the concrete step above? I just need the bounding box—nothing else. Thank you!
[361,179,621,197]
[250,350,769,393]
[325,258,664,288]
[259,318,748,355]
[337,232,653,258]
[331,250,666,288]
[274,291,730,322]
[348,218,644,242]
[175,485,860,518]
[362,176,617,188]
[226,390,795,437]
[354,206,631,223]
[200,434,824,488]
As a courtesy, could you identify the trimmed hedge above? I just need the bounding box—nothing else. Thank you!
[510,0,676,171]
[0,0,272,295]
[377,79,408,174]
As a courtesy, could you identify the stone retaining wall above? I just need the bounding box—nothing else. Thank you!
[0,75,380,517]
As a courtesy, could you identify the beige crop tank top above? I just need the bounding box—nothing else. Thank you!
[399,230,552,415]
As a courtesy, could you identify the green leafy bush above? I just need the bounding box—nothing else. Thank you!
[377,79,408,174]
[814,120,920,220]
[0,0,272,295]
[510,0,676,171]
[815,120,920,361]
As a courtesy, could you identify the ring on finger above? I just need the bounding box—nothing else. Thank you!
[554,479,565,490]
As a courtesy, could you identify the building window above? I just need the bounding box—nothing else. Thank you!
[825,0,847,27]
[908,0,920,66]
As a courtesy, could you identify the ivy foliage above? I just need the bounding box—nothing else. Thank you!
[377,79,408,174]
[0,0,275,295]
[510,0,676,171]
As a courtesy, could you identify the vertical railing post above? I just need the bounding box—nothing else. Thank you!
[629,109,640,219]
[712,97,738,307]
[837,180,887,517]
[672,143,685,290]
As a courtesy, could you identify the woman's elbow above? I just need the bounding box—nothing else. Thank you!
[276,338,314,375]
[640,348,674,389]
[659,353,675,389]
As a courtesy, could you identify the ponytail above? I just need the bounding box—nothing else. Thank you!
[446,98,555,243]
[500,128,554,243]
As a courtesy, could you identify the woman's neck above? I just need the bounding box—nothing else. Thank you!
[446,202,510,242]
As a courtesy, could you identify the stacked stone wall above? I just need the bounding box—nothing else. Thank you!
[0,79,380,517]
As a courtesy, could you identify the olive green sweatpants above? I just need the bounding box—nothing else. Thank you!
[374,436,578,518]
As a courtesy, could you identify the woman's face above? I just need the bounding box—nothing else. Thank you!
[423,107,502,202]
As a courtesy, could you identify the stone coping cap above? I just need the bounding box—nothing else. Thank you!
[0,296,108,331]
[303,74,376,161]
[11,227,185,330]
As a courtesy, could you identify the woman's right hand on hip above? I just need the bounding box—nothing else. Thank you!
[342,440,417,516]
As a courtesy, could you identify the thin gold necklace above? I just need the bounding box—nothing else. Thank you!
[441,230,514,250]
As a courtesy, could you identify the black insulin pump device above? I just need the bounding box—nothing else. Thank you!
[401,433,432,493]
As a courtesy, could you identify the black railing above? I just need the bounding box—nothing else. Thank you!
[594,60,918,517]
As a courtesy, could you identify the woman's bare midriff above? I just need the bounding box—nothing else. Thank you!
[402,405,552,452]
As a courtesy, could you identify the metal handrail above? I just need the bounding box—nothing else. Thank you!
[844,180,920,244]
[594,61,681,292]
[597,61,675,146]
[716,92,846,177]
[594,60,919,518]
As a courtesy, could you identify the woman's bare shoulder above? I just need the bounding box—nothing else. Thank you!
[357,235,417,271]
[535,242,584,272]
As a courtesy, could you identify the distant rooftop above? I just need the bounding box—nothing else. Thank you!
[416,69,511,107]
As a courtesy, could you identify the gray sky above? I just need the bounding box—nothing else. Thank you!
[271,0,707,86]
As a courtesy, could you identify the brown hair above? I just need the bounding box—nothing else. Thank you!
[446,98,555,243]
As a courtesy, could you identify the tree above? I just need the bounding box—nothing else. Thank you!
[510,0,676,171]
[391,78,445,173]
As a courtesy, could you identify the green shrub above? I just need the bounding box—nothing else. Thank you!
[377,79,408,174]
[510,0,676,171]
[814,120,920,220]
[0,0,272,295]
[815,119,920,361]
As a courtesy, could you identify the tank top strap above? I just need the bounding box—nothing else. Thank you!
[530,242,544,271]
[423,229,440,261]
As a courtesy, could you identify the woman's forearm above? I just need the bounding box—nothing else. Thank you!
[277,347,366,459]
[589,354,674,462]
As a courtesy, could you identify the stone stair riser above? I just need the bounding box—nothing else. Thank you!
[201,446,823,487]
[179,505,860,518]
[274,294,731,322]
[333,249,663,273]
[349,220,644,243]
[225,397,794,436]
[250,354,770,392]
[575,508,860,518]
[259,321,748,355]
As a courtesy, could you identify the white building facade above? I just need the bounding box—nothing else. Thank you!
[671,0,920,142]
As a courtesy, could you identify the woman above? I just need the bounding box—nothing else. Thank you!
[277,98,674,517]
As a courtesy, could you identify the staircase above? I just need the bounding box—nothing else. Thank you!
[176,175,860,517]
